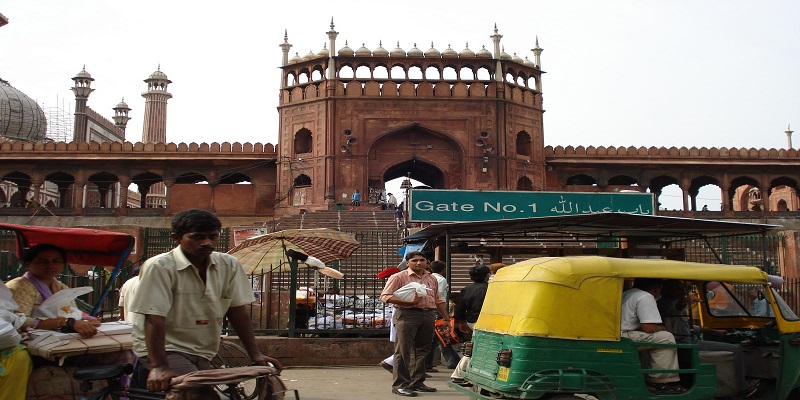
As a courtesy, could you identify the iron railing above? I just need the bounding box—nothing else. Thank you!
[671,235,784,275]
[240,229,404,336]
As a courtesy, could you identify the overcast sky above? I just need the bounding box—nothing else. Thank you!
[3,0,798,151]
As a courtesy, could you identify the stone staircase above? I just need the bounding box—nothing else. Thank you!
[271,209,398,232]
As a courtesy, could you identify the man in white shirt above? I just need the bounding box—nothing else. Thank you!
[387,193,398,210]
[117,266,140,321]
[620,278,682,392]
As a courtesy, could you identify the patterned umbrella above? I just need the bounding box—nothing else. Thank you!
[227,228,360,276]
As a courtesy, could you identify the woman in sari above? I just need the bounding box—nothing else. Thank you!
[6,244,99,338]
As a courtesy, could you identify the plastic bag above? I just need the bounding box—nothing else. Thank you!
[0,311,22,349]
[392,282,429,301]
[32,286,92,320]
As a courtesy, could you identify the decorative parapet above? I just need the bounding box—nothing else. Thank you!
[0,140,276,154]
[545,145,800,159]
[85,106,124,137]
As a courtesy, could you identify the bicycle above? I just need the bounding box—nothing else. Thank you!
[212,341,262,400]
[74,362,299,400]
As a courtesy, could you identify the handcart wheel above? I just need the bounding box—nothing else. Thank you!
[212,340,261,400]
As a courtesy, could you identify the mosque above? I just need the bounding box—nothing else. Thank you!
[0,20,798,222]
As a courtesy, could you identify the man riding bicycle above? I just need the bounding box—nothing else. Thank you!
[129,209,283,396]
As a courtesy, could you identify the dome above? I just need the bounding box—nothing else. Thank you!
[73,67,93,80]
[114,98,130,109]
[0,79,48,142]
[303,50,317,60]
[390,42,406,57]
[499,47,511,60]
[424,43,441,58]
[338,41,354,56]
[355,43,372,56]
[289,52,303,63]
[523,56,536,67]
[407,43,423,57]
[317,44,330,57]
[442,44,458,58]
[476,45,492,58]
[373,41,389,57]
[459,43,475,58]
[148,68,169,81]
[511,52,524,63]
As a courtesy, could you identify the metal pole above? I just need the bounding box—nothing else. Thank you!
[288,257,298,338]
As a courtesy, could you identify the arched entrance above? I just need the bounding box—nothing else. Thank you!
[368,123,464,191]
[384,159,445,189]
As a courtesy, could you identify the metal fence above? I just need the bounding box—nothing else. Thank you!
[241,229,404,336]
[777,278,800,315]
[672,234,784,275]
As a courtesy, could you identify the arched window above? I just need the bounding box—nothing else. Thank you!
[516,131,532,156]
[294,128,312,154]
[517,176,533,191]
[294,174,311,187]
[339,65,354,79]
[391,66,406,80]
[425,66,440,80]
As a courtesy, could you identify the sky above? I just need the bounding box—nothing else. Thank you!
[2,1,799,208]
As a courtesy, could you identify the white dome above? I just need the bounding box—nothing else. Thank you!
[459,43,475,58]
[338,41,354,56]
[511,52,524,63]
[390,42,406,57]
[407,43,424,57]
[373,41,389,57]
[442,44,458,58]
[424,43,441,58]
[0,79,47,141]
[355,43,372,56]
[523,56,536,67]
[476,45,492,58]
[317,44,330,57]
[289,52,303,63]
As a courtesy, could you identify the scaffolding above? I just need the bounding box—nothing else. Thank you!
[42,95,73,142]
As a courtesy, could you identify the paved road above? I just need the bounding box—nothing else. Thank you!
[280,365,465,400]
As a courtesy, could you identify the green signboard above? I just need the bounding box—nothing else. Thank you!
[408,190,655,222]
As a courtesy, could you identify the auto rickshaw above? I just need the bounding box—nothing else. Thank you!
[449,256,800,400]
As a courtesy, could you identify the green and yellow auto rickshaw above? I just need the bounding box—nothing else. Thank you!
[449,256,800,400]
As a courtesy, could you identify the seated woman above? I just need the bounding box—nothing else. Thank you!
[6,244,100,338]
[0,279,32,400]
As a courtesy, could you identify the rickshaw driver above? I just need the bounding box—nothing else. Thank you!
[129,209,283,394]
[620,278,684,393]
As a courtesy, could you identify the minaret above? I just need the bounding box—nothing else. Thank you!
[141,66,172,144]
[280,29,293,89]
[71,66,94,142]
[787,124,794,149]
[326,18,338,80]
[531,36,544,93]
[112,98,131,138]
[490,24,503,83]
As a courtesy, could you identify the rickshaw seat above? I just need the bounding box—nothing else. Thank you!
[698,351,737,398]
[73,362,134,381]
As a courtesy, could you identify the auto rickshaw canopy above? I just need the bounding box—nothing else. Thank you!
[477,256,769,341]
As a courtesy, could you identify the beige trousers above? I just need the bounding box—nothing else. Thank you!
[621,330,680,384]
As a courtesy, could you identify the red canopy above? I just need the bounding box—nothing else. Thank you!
[0,223,134,266]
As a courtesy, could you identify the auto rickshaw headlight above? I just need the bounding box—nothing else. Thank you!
[496,349,512,367]
[463,342,473,357]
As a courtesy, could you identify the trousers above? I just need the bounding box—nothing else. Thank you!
[392,308,435,389]
[621,330,680,383]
